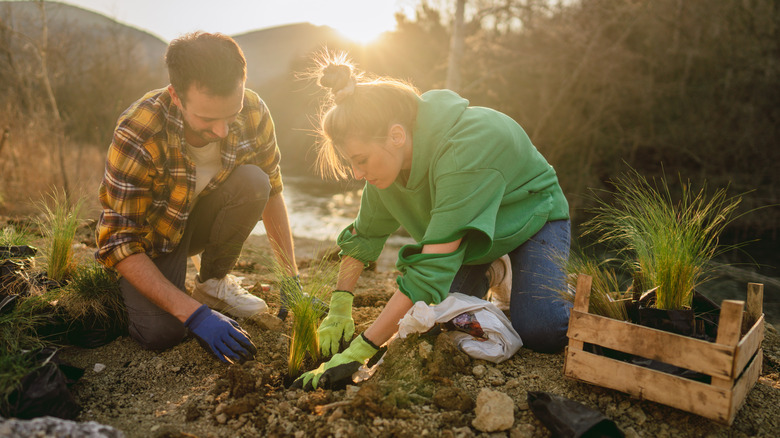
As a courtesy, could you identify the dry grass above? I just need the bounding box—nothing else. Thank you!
[0,109,105,218]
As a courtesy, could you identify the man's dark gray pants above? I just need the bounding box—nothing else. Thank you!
[119,165,270,350]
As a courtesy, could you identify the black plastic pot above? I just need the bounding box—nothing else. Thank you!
[3,348,84,420]
[528,391,624,438]
[66,318,127,349]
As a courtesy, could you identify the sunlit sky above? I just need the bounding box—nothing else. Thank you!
[46,0,419,43]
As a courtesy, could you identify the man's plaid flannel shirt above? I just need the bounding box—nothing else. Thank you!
[95,87,283,268]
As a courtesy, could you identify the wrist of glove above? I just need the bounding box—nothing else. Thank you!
[277,276,329,321]
[317,291,355,356]
[185,304,257,363]
[277,275,303,321]
[292,333,379,391]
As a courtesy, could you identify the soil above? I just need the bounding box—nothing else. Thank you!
[26,231,780,437]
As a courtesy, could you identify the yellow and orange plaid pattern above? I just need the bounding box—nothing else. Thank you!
[95,87,282,268]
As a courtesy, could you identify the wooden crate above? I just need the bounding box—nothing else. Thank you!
[563,275,764,425]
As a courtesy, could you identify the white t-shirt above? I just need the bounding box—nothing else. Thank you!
[185,142,222,198]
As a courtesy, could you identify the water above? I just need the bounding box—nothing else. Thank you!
[252,175,361,241]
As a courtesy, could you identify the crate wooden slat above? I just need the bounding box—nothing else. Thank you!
[563,276,764,425]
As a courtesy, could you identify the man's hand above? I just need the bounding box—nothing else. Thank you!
[185,304,257,363]
[277,276,328,321]
[277,275,302,321]
[291,333,379,391]
[318,291,355,356]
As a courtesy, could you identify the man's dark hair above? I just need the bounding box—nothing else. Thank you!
[165,31,247,103]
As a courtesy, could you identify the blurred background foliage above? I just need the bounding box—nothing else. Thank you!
[1,0,778,245]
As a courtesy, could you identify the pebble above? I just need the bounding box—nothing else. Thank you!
[472,364,487,378]
[215,413,228,424]
[627,406,647,425]
[510,423,535,438]
[472,388,514,432]
[486,367,505,386]
[419,342,433,359]
[93,363,106,373]
[327,407,344,423]
[623,426,640,438]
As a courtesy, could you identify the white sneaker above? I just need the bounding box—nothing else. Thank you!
[486,255,512,311]
[192,274,268,318]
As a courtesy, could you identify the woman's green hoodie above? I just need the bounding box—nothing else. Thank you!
[338,90,569,304]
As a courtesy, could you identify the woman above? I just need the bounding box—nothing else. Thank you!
[293,54,571,390]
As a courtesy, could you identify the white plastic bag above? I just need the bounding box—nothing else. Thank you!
[397,292,523,363]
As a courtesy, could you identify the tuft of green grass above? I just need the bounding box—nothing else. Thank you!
[0,224,34,247]
[0,350,39,416]
[35,189,84,284]
[270,251,338,379]
[583,170,742,310]
[557,251,631,321]
[59,262,126,329]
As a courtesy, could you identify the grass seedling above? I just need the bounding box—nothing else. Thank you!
[584,170,742,310]
[35,189,84,284]
[0,224,34,247]
[0,350,39,417]
[270,251,338,379]
[59,262,126,331]
[557,250,631,321]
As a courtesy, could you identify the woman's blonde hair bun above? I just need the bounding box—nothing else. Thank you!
[319,63,356,104]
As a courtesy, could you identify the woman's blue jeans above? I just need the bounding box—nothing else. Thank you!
[449,220,572,353]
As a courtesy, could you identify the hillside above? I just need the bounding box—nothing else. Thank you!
[234,23,351,90]
[0,0,168,81]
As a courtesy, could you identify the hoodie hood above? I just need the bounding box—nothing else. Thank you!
[406,90,469,188]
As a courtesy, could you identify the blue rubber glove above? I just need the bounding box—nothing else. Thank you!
[185,304,257,363]
[291,333,379,391]
[277,276,328,321]
[318,291,355,356]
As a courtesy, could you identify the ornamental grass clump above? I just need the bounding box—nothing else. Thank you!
[0,224,34,247]
[584,171,742,310]
[275,254,337,379]
[35,190,84,284]
[59,262,126,334]
[558,250,631,321]
[0,350,39,417]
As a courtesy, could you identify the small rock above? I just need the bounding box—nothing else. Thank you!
[327,406,345,423]
[627,405,647,425]
[472,388,514,432]
[93,363,106,373]
[419,342,433,359]
[472,364,487,378]
[433,386,474,412]
[185,403,202,422]
[216,413,228,424]
[510,423,535,438]
[623,427,640,438]
[250,312,284,331]
[486,367,505,386]
[505,378,521,389]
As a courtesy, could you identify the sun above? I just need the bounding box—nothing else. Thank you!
[333,21,391,45]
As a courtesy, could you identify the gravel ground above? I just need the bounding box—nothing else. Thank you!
[55,235,780,438]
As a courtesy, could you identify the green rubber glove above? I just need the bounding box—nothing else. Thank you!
[318,291,355,356]
[292,333,379,391]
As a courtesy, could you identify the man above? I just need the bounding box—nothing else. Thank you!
[95,32,299,363]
